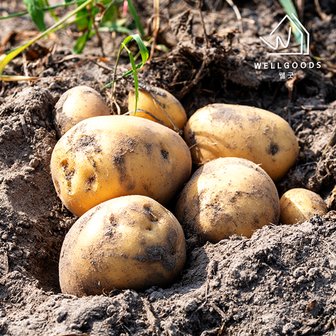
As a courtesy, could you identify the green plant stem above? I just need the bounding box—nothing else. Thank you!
[127,0,144,37]
[0,0,93,74]
[0,1,77,20]
[110,34,149,112]
[123,45,138,112]
[278,0,302,46]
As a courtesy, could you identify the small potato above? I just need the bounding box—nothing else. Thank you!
[59,195,186,296]
[50,115,192,216]
[184,104,299,180]
[55,85,110,136]
[128,86,187,131]
[280,188,328,224]
[175,157,280,243]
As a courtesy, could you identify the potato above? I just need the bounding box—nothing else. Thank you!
[184,104,299,180]
[50,115,192,216]
[280,188,328,224]
[55,85,110,136]
[175,157,280,242]
[128,86,187,131]
[59,195,186,296]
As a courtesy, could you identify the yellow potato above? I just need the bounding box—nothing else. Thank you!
[51,115,192,216]
[175,157,280,242]
[55,85,110,136]
[184,104,299,180]
[59,195,186,296]
[128,86,187,131]
[280,188,328,224]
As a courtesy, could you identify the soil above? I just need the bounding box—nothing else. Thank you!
[0,0,336,335]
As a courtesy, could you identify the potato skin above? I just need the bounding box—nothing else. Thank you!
[184,104,299,180]
[280,188,328,224]
[59,195,186,296]
[55,85,110,136]
[175,157,280,242]
[128,86,187,131]
[50,115,192,216]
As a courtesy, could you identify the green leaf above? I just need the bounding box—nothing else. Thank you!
[73,20,95,54]
[100,23,132,35]
[278,0,304,47]
[73,30,90,53]
[72,0,98,53]
[75,7,90,30]
[101,2,119,26]
[127,0,145,37]
[0,0,93,74]
[122,34,149,66]
[74,0,99,32]
[100,0,123,5]
[0,1,77,21]
[110,34,149,112]
[42,0,58,21]
[126,47,139,112]
[23,0,47,31]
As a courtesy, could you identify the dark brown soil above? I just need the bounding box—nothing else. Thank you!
[0,1,336,335]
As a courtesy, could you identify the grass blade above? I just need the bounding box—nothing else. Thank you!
[99,24,132,35]
[0,0,93,74]
[127,0,145,37]
[0,75,38,82]
[125,34,149,65]
[125,46,139,112]
[23,0,47,31]
[73,29,91,53]
[0,1,77,20]
[109,34,149,112]
[278,0,304,47]
[101,1,119,25]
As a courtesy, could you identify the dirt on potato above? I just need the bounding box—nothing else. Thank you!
[0,0,336,335]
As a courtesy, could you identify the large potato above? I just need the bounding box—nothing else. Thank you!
[50,115,192,216]
[175,157,280,242]
[184,104,299,180]
[59,195,186,296]
[128,86,187,131]
[280,188,328,224]
[55,85,110,136]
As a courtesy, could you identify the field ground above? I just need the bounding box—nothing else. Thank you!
[0,0,335,335]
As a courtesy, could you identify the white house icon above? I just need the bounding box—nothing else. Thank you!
[260,14,310,55]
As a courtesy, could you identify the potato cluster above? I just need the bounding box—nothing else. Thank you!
[52,86,190,296]
[51,85,328,297]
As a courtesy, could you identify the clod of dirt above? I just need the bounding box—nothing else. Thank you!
[2,214,336,335]
[0,87,74,291]
[1,87,335,336]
